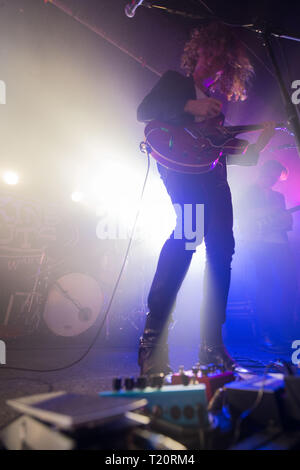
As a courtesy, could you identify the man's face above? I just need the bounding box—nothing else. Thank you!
[193,48,224,85]
[260,169,282,188]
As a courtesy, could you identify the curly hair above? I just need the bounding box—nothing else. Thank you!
[181,22,254,101]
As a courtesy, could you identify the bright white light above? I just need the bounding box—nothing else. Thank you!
[3,171,19,185]
[75,156,204,254]
[91,161,175,248]
[71,191,83,202]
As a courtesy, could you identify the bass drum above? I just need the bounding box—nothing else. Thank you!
[43,272,103,337]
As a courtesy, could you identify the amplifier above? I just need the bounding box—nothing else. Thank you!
[284,374,300,421]
[224,375,285,427]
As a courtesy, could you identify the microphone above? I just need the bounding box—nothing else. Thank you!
[125,0,145,18]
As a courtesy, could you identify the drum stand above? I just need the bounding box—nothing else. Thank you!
[20,248,50,333]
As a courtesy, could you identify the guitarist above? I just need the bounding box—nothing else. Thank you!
[239,160,297,348]
[137,22,276,375]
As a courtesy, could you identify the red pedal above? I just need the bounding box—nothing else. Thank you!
[171,369,235,400]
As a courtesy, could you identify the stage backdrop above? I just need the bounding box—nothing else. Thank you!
[0,188,147,343]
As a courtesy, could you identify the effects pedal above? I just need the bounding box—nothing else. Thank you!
[171,363,235,400]
[101,376,208,427]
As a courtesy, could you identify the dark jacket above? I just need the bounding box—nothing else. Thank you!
[137,70,196,126]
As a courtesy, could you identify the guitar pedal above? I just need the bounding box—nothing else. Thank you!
[100,384,208,427]
[171,364,235,400]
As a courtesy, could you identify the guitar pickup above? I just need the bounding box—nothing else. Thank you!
[168,136,174,149]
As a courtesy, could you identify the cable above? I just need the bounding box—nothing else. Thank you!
[2,151,151,373]
[193,0,215,16]
[45,0,162,77]
[232,361,276,444]
[148,3,207,20]
[232,356,267,370]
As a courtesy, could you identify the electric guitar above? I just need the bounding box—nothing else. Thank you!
[247,204,300,235]
[144,115,287,174]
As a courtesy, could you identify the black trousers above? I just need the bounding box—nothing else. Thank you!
[146,166,235,344]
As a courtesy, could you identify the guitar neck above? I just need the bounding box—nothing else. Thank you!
[287,205,300,214]
[223,122,285,135]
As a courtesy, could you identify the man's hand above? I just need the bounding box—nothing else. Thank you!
[184,98,222,119]
[254,121,277,153]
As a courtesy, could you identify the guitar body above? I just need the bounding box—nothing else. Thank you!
[242,205,300,238]
[144,116,249,174]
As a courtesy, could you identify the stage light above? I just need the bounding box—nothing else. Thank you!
[71,191,83,202]
[89,160,179,250]
[280,167,289,181]
[3,171,19,185]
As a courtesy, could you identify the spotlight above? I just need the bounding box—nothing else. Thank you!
[71,191,83,202]
[280,168,289,181]
[3,171,19,185]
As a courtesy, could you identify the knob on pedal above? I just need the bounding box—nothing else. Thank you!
[112,377,122,391]
[152,404,163,418]
[181,374,190,386]
[124,377,135,391]
[136,376,148,389]
[178,365,189,386]
[183,405,195,420]
[170,405,181,420]
[199,365,209,376]
[149,373,164,389]
[191,365,200,384]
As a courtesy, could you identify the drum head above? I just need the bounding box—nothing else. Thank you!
[43,272,103,337]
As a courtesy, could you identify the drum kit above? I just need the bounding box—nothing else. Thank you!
[1,248,104,339]
[43,272,103,337]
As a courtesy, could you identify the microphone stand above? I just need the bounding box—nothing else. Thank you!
[143,2,208,20]
[242,22,300,158]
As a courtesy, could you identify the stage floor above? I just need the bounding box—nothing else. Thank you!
[0,342,293,432]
